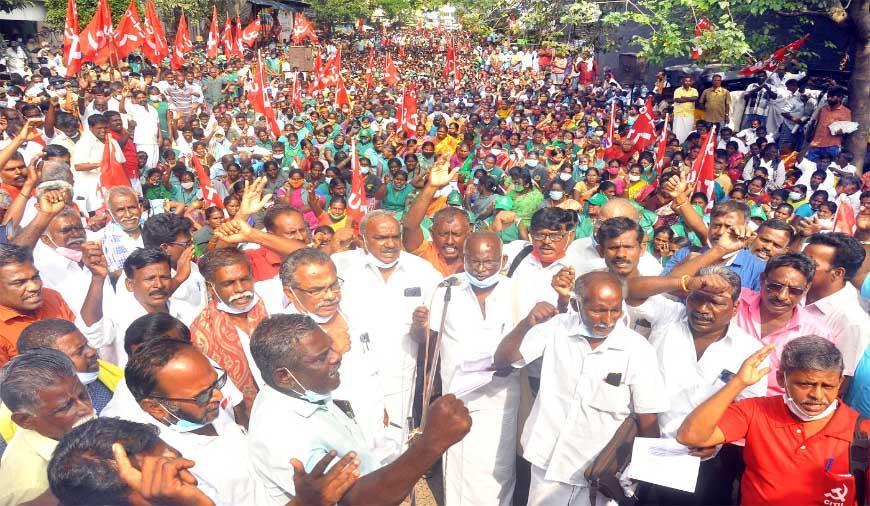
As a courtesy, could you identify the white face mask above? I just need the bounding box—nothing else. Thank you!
[77,370,100,385]
[215,290,259,314]
[817,218,834,229]
[181,181,195,190]
[789,191,803,201]
[628,174,641,182]
[363,237,399,269]
[549,190,564,200]
[490,148,502,156]
[464,271,501,289]
[559,172,572,181]
[782,379,838,422]
[526,159,539,167]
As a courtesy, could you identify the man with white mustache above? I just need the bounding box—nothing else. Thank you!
[191,247,269,427]
[0,348,97,505]
[493,271,668,506]
[626,265,767,505]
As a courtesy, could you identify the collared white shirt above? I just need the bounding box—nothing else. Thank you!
[515,314,668,485]
[566,236,664,277]
[71,131,125,210]
[249,384,378,506]
[118,401,252,506]
[255,275,285,316]
[167,264,207,326]
[124,102,160,145]
[33,240,99,319]
[630,295,766,438]
[335,250,441,422]
[502,240,589,322]
[805,283,870,376]
[431,273,522,410]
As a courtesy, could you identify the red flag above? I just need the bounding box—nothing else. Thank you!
[241,17,260,47]
[383,53,399,86]
[191,154,223,209]
[654,113,670,172]
[320,47,341,88]
[417,18,423,32]
[114,0,146,59]
[627,96,656,151]
[100,138,130,193]
[141,0,168,64]
[247,50,281,137]
[170,13,192,70]
[335,75,350,108]
[689,125,717,210]
[365,47,374,88]
[206,6,219,58]
[398,43,405,59]
[235,15,244,56]
[691,18,712,60]
[357,17,364,32]
[739,35,810,76]
[834,194,857,234]
[605,100,617,148]
[222,16,237,57]
[347,139,367,225]
[291,77,303,112]
[400,83,418,136]
[63,0,82,77]
[312,51,323,90]
[79,0,113,65]
[291,12,318,44]
[443,42,455,77]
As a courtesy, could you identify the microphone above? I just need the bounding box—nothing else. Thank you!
[438,277,461,288]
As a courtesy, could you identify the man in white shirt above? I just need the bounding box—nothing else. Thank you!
[123,338,253,505]
[567,198,663,278]
[101,186,144,277]
[432,232,522,506]
[141,213,206,326]
[803,233,870,378]
[626,266,766,504]
[275,247,396,462]
[248,313,472,505]
[335,211,441,430]
[120,89,162,167]
[493,271,668,506]
[71,114,125,212]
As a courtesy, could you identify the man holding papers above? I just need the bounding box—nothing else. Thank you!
[430,231,523,506]
[626,265,767,504]
[678,336,870,506]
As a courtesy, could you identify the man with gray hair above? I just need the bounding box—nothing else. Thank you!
[678,336,868,505]
[0,348,95,504]
[333,210,441,433]
[627,265,767,504]
[102,186,144,277]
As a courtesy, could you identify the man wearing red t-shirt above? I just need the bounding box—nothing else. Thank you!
[678,336,869,506]
[604,137,636,167]
[105,111,140,185]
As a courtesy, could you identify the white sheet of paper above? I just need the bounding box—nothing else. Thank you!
[624,438,701,493]
[448,356,497,399]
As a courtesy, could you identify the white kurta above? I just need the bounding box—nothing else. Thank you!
[431,274,522,506]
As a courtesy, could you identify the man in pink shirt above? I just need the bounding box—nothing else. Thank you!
[733,252,831,394]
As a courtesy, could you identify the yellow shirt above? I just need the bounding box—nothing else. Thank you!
[673,87,699,117]
[0,428,57,505]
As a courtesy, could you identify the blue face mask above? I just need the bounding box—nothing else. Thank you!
[159,403,208,433]
[281,367,332,404]
[464,271,501,289]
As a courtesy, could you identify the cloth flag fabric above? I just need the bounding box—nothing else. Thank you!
[605,100,616,148]
[241,18,260,47]
[627,96,656,151]
[400,83,418,136]
[291,77,303,112]
[291,12,318,44]
[365,47,374,88]
[383,53,399,86]
[141,0,168,64]
[79,0,114,66]
[222,17,238,57]
[347,139,367,225]
[738,35,810,76]
[691,18,712,60]
[335,75,350,108]
[246,51,281,137]
[170,13,192,70]
[114,0,146,59]
[689,125,717,210]
[834,194,857,234]
[320,48,341,88]
[206,6,219,58]
[191,154,223,209]
[654,113,670,172]
[235,15,244,56]
[312,52,323,90]
[100,138,130,194]
[63,0,82,76]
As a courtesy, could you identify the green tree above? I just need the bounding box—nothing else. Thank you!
[0,0,30,13]
[309,0,368,29]
[45,0,128,29]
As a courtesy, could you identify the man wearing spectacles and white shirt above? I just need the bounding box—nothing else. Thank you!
[493,271,668,506]
[626,266,767,505]
[267,247,398,464]
[333,211,441,438]
[122,338,253,505]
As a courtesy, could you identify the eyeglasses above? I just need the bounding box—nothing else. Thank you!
[764,281,806,297]
[150,368,227,406]
[465,259,501,270]
[166,240,193,248]
[292,278,344,298]
[530,231,568,243]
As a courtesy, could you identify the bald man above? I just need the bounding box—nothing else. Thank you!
[494,271,668,505]
[567,198,663,276]
[430,232,522,505]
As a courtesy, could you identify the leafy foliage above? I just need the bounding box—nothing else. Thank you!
[0,0,30,14]
[45,0,129,29]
